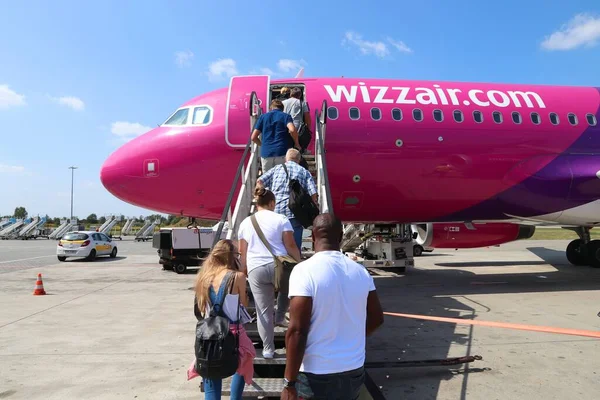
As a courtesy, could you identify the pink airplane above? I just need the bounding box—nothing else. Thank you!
[100,74,600,267]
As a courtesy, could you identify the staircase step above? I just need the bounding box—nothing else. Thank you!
[204,377,283,397]
[254,348,287,365]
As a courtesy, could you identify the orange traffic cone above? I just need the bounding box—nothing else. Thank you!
[33,273,46,295]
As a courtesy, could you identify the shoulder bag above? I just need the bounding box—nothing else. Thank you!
[250,214,297,293]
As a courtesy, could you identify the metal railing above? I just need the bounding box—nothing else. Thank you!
[212,91,262,247]
[315,100,334,215]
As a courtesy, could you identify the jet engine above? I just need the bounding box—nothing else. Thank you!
[411,222,535,249]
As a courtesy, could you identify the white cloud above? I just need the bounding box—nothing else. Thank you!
[342,31,412,58]
[175,50,194,67]
[343,31,389,58]
[207,58,238,82]
[110,121,152,138]
[277,59,303,73]
[0,164,25,174]
[0,84,26,109]
[541,14,600,50]
[50,95,85,111]
[387,37,413,53]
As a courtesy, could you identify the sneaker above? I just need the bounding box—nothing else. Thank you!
[262,350,274,359]
[275,320,289,328]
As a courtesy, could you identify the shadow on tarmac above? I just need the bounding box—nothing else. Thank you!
[365,245,600,399]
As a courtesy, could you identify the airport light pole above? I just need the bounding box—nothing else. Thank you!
[69,166,78,221]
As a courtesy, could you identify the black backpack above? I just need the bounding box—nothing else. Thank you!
[194,273,239,379]
[282,164,320,229]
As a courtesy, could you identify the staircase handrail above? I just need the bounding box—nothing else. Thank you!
[212,91,262,248]
[315,100,334,215]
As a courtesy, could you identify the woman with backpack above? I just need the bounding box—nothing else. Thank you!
[193,239,254,399]
[238,187,301,358]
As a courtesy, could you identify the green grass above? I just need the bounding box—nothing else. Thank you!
[529,228,600,240]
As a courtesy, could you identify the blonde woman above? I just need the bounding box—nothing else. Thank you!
[194,239,254,400]
[238,187,301,358]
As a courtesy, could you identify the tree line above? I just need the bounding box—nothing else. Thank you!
[2,207,214,227]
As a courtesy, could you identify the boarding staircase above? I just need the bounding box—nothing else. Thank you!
[17,217,39,238]
[121,219,134,235]
[0,219,24,239]
[97,216,114,233]
[49,219,77,240]
[135,219,159,242]
[100,215,120,237]
[0,218,11,230]
[49,219,69,239]
[212,95,332,247]
[204,94,337,398]
[134,220,152,241]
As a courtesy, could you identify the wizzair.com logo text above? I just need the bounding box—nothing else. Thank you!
[323,83,546,109]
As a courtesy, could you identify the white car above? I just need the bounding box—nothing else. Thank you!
[57,231,118,261]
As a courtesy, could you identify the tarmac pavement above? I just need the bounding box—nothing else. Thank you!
[1,239,599,399]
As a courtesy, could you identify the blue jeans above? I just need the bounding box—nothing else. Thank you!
[289,218,304,251]
[203,373,245,400]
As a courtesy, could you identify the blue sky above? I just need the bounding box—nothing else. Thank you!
[1,0,599,219]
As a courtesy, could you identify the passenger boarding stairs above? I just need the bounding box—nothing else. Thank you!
[49,219,77,240]
[97,216,114,233]
[17,217,40,238]
[121,219,134,235]
[49,219,69,239]
[134,220,152,240]
[0,219,24,239]
[135,219,159,242]
[100,215,121,238]
[0,218,12,230]
[205,94,334,397]
[212,95,332,248]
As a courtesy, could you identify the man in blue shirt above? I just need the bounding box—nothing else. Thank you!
[251,99,301,172]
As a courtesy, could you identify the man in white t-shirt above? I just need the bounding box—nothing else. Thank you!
[281,214,384,400]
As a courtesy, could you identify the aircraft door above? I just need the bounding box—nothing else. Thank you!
[225,75,271,147]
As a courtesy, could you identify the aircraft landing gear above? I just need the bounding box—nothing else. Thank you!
[565,227,600,267]
[566,239,587,266]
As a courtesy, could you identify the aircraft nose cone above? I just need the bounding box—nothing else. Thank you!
[100,147,134,200]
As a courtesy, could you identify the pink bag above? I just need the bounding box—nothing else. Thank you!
[187,359,199,380]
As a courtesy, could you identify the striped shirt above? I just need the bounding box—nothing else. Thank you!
[258,161,317,220]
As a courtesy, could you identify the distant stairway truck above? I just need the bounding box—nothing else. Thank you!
[49,219,69,239]
[52,221,74,240]
[97,216,114,233]
[17,217,40,239]
[0,219,25,239]
[121,219,134,235]
[135,219,159,242]
[100,216,121,239]
[134,220,152,241]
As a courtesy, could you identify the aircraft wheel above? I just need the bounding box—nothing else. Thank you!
[566,239,587,266]
[413,245,423,257]
[586,240,600,268]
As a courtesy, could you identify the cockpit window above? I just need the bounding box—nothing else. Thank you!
[163,108,189,126]
[192,106,213,125]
